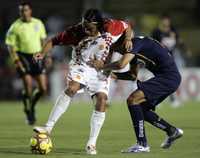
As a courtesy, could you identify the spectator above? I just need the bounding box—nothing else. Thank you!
[151,14,182,107]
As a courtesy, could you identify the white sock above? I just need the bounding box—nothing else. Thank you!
[87,110,105,146]
[45,91,71,133]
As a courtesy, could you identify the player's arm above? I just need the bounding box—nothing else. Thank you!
[112,71,136,81]
[89,53,135,71]
[112,64,139,81]
[104,53,135,70]
[7,45,26,74]
[7,45,19,63]
[123,23,134,51]
[106,19,134,51]
[34,28,73,61]
[33,39,53,61]
[5,25,25,71]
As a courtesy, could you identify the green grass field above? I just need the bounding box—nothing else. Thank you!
[0,101,199,158]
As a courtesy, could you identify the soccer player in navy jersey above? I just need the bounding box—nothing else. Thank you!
[89,36,183,153]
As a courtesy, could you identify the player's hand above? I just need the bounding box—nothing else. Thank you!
[88,59,104,71]
[33,52,44,63]
[14,60,25,73]
[124,39,133,51]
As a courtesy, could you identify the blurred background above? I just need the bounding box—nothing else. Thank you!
[0,0,200,104]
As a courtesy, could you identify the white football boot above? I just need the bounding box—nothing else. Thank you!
[121,143,150,153]
[85,144,97,155]
[33,126,51,134]
[161,128,183,149]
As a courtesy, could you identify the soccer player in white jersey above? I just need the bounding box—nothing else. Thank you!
[33,9,133,155]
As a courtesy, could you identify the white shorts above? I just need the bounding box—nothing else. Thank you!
[67,63,110,96]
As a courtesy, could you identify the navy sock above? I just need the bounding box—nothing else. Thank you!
[143,109,176,136]
[128,105,147,146]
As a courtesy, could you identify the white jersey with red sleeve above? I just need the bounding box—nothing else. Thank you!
[71,33,111,66]
[68,33,111,96]
[103,19,129,43]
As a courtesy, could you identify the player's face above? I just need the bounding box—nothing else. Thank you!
[83,22,99,37]
[19,5,32,21]
[160,18,171,33]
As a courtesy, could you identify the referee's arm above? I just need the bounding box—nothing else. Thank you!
[5,25,20,62]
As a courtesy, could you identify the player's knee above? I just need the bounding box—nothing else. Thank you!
[127,95,140,105]
[65,87,78,97]
[127,90,145,105]
[95,93,107,112]
[25,85,32,96]
[39,86,48,96]
[127,96,134,105]
[96,93,107,104]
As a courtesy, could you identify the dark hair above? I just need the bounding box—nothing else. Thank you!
[83,9,103,23]
[161,13,171,20]
[83,8,104,32]
[19,1,32,9]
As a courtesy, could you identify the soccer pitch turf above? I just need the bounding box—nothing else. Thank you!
[0,101,199,158]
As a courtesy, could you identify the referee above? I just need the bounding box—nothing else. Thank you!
[5,2,48,125]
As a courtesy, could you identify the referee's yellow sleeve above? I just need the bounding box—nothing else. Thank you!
[5,24,18,50]
[39,21,47,39]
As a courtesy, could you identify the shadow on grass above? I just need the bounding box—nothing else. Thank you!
[0,147,86,156]
[54,147,86,155]
[0,147,32,155]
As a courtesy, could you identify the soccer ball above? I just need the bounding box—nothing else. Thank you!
[30,133,53,155]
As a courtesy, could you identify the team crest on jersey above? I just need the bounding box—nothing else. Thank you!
[75,75,81,80]
[99,44,105,50]
[34,24,39,32]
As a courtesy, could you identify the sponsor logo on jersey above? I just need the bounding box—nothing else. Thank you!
[34,24,39,32]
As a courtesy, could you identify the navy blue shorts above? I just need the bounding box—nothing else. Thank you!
[137,71,181,109]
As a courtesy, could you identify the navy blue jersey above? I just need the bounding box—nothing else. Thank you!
[130,37,181,107]
[130,36,178,75]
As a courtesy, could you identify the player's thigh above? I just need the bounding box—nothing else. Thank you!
[22,74,33,94]
[127,89,146,105]
[34,74,48,93]
[93,92,108,112]
[67,64,88,85]
[64,80,83,96]
[88,75,110,97]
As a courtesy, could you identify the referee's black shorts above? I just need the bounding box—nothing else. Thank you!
[17,52,46,77]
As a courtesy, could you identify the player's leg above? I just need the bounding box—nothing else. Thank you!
[17,53,34,124]
[85,72,110,155]
[21,74,33,124]
[30,74,48,123]
[142,107,183,148]
[34,80,82,134]
[34,64,88,133]
[86,92,107,154]
[32,74,48,108]
[122,89,150,153]
[136,75,183,149]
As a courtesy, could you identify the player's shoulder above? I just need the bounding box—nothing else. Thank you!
[7,18,23,32]
[9,18,22,28]
[103,18,128,36]
[31,17,44,25]
[104,19,128,29]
